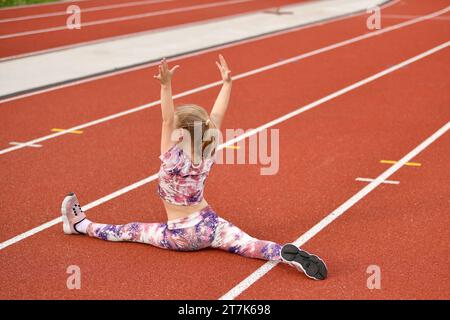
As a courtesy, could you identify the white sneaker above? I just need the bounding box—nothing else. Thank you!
[61,192,86,235]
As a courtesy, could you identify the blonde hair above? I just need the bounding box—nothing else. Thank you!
[175,104,217,160]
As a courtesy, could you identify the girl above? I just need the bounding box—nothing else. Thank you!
[61,55,327,281]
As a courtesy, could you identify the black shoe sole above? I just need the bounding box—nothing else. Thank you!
[281,244,328,280]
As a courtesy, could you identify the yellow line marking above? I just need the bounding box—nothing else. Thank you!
[225,146,240,149]
[380,160,421,167]
[51,128,83,134]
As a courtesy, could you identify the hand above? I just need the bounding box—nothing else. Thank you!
[153,58,179,86]
[215,54,232,83]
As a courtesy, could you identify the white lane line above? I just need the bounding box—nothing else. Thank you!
[220,121,450,300]
[0,0,174,23]
[0,0,401,100]
[355,177,400,184]
[0,173,158,251]
[9,141,42,148]
[383,14,450,21]
[1,41,448,251]
[0,0,255,39]
[1,6,448,155]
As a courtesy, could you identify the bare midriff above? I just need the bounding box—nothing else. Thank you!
[162,198,210,221]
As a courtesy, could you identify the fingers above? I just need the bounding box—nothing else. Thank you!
[219,54,228,69]
[154,58,179,84]
[162,58,168,72]
[156,58,167,73]
[170,65,180,73]
[153,65,162,80]
[158,58,178,74]
[215,61,222,70]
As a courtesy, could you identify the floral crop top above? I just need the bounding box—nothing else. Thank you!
[158,144,215,206]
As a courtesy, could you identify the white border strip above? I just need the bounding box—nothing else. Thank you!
[1,5,448,155]
[220,120,450,300]
[9,141,42,148]
[383,14,450,21]
[1,41,448,251]
[355,177,400,184]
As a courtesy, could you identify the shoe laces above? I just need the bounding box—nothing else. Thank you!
[72,203,84,217]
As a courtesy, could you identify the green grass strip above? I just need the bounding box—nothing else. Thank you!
[0,0,59,8]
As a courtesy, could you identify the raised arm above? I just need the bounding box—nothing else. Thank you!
[210,55,232,130]
[153,58,179,154]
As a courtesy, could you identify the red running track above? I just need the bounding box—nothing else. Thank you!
[2,0,448,240]
[0,0,449,299]
[0,0,302,59]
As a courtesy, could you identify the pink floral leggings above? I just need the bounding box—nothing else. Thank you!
[87,206,281,261]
